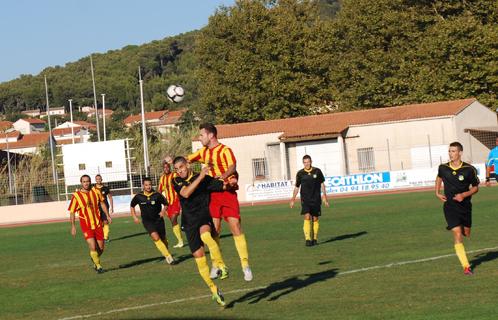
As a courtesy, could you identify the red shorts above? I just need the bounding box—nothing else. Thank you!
[80,221,104,241]
[209,191,240,221]
[167,198,181,218]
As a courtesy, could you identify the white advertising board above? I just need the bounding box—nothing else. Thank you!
[62,139,128,185]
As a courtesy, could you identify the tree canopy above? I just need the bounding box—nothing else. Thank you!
[0,0,495,124]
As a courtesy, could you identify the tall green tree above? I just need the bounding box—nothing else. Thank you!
[195,0,336,123]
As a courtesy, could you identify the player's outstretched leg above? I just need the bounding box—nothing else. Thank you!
[201,232,228,279]
[195,255,225,307]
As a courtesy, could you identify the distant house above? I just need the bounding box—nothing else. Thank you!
[13,118,46,134]
[86,108,113,119]
[123,109,186,134]
[73,120,97,131]
[21,109,41,117]
[54,122,91,143]
[40,107,65,118]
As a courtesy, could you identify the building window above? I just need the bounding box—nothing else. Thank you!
[78,163,86,171]
[357,147,375,172]
[252,158,268,180]
[105,161,112,168]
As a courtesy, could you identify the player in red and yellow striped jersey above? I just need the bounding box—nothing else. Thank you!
[68,174,112,274]
[188,123,253,282]
[158,157,184,248]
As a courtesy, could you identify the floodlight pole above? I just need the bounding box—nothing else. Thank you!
[44,76,57,184]
[90,55,101,141]
[138,67,150,176]
[69,99,75,144]
[4,131,13,193]
[101,94,107,141]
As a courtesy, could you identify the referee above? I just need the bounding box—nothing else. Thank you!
[130,177,176,265]
[172,156,230,307]
[435,142,479,275]
[290,155,329,246]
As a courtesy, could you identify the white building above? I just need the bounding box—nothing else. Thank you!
[191,98,496,202]
[13,118,46,134]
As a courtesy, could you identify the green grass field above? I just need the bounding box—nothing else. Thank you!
[1,188,497,320]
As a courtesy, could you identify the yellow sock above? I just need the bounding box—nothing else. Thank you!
[195,256,218,294]
[209,233,221,266]
[172,224,183,243]
[303,220,311,241]
[233,234,249,268]
[103,224,110,240]
[90,250,101,268]
[201,232,226,268]
[154,239,172,258]
[313,221,319,240]
[454,243,470,269]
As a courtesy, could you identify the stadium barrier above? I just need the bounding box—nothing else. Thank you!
[244,163,486,203]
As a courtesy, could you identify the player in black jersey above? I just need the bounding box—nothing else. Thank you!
[435,142,479,275]
[290,155,329,246]
[94,174,113,242]
[130,177,176,265]
[172,156,231,307]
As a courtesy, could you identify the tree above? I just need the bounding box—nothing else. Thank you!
[195,0,336,123]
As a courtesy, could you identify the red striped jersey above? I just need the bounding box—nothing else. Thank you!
[188,144,237,178]
[68,189,104,230]
[158,172,178,204]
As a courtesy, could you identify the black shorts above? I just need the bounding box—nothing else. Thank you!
[142,218,166,239]
[183,219,216,254]
[301,201,321,217]
[443,201,472,230]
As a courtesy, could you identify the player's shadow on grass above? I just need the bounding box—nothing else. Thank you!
[110,232,148,242]
[225,268,339,309]
[321,231,368,244]
[109,254,194,271]
[470,250,498,270]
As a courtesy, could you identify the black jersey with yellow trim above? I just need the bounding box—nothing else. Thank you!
[437,161,479,201]
[130,191,167,221]
[295,167,325,206]
[172,173,224,230]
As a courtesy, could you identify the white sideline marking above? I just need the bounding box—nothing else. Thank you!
[58,245,498,320]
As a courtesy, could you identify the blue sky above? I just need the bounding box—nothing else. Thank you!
[0,0,235,83]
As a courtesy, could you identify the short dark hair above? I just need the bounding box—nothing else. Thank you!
[142,177,152,184]
[449,142,463,151]
[80,174,91,182]
[303,155,312,161]
[199,123,217,137]
[95,174,102,179]
[173,156,187,165]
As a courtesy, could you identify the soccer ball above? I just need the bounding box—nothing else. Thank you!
[166,85,185,103]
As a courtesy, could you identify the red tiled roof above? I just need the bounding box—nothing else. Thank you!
[56,137,83,144]
[150,109,186,126]
[22,118,46,124]
[0,132,50,150]
[52,127,83,136]
[0,121,13,130]
[74,121,97,130]
[124,110,168,125]
[215,98,477,140]
[2,130,21,138]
